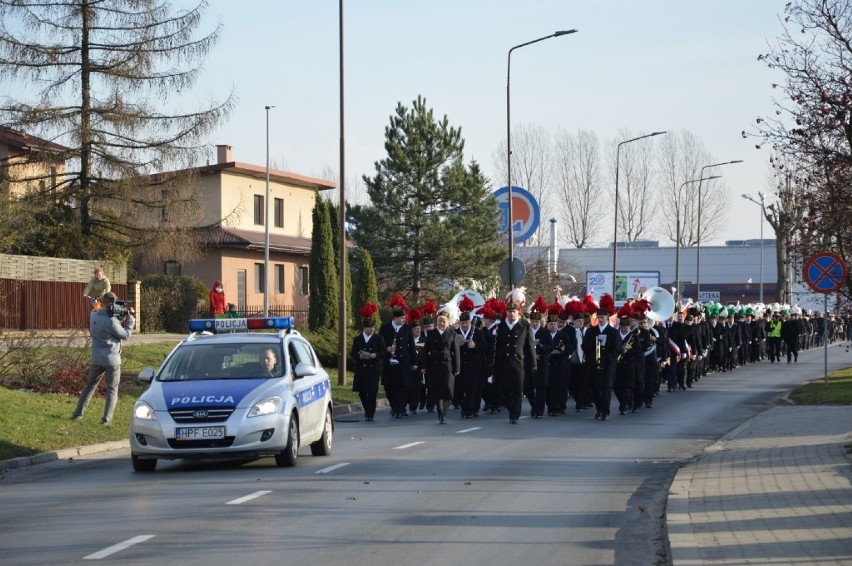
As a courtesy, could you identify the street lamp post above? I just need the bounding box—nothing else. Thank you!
[675,176,719,299]
[611,131,667,298]
[741,192,766,303]
[337,0,347,385]
[507,29,577,289]
[695,159,743,298]
[264,105,275,315]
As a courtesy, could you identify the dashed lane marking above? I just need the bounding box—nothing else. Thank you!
[226,490,272,505]
[316,462,351,474]
[84,535,155,560]
[393,441,425,450]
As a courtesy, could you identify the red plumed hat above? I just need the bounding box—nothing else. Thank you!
[583,294,599,315]
[458,294,475,313]
[420,300,437,316]
[359,302,378,327]
[546,300,562,322]
[565,299,586,318]
[632,298,650,319]
[388,293,408,315]
[406,308,421,325]
[599,293,616,316]
[530,295,548,314]
[617,301,633,320]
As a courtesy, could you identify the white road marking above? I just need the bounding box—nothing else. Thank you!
[226,490,272,505]
[84,535,155,560]
[456,427,482,434]
[393,441,425,450]
[316,462,351,474]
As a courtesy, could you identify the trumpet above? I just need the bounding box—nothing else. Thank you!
[618,332,635,362]
[595,336,602,368]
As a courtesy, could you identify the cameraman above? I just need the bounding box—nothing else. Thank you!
[71,292,136,425]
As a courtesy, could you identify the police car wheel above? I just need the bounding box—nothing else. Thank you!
[310,409,333,457]
[275,415,299,467]
[132,454,157,472]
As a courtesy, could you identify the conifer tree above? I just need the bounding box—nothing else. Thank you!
[352,248,378,325]
[308,195,339,331]
[349,96,502,302]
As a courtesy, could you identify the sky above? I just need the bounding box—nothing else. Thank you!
[190,0,789,246]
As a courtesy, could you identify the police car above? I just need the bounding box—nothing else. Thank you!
[129,316,333,472]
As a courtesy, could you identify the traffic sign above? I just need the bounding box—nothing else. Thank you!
[493,186,541,244]
[803,252,847,294]
[499,257,526,286]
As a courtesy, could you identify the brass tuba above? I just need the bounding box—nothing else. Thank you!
[642,287,676,322]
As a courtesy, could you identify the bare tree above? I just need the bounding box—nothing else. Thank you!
[0,0,233,260]
[492,123,553,246]
[553,128,600,248]
[657,130,728,247]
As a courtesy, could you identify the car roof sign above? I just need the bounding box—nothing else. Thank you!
[188,317,295,333]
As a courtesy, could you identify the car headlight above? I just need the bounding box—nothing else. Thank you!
[248,396,283,417]
[133,401,157,421]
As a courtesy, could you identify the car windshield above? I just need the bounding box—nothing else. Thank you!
[157,342,285,382]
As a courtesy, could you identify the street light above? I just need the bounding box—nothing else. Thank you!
[506,29,577,289]
[264,105,275,315]
[674,176,720,299]
[337,0,347,385]
[610,130,667,298]
[695,159,743,298]
[741,192,766,303]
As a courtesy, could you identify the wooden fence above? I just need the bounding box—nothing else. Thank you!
[0,279,128,330]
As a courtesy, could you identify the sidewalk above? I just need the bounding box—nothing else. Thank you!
[667,405,852,565]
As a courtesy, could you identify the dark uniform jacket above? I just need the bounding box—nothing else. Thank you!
[423,327,461,400]
[351,332,388,392]
[582,322,622,387]
[493,318,537,392]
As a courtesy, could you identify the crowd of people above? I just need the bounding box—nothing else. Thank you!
[350,290,850,424]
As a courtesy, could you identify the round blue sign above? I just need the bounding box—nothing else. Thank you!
[493,186,541,244]
[803,252,847,294]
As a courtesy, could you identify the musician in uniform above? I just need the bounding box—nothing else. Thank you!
[567,306,589,413]
[493,299,536,424]
[614,312,638,415]
[422,307,460,424]
[545,302,572,416]
[351,303,387,422]
[456,296,486,419]
[582,299,621,421]
[525,297,552,419]
[629,307,650,412]
[379,295,417,418]
[407,309,425,415]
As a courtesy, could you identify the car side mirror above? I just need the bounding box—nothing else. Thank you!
[293,362,317,379]
[138,367,155,382]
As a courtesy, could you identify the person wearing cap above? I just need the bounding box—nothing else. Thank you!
[781,310,802,363]
[379,298,417,418]
[351,304,387,422]
[629,311,650,413]
[456,306,486,419]
[525,303,552,419]
[582,305,622,421]
[422,309,461,424]
[493,299,536,424]
[480,305,502,414]
[545,306,572,416]
[667,310,688,392]
[408,316,426,415]
[568,312,590,413]
[614,314,639,415]
[766,312,783,363]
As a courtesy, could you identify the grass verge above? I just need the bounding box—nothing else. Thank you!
[788,366,852,405]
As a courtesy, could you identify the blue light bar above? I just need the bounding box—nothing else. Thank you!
[188,317,295,333]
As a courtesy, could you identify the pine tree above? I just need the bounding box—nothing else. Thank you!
[308,195,339,331]
[349,96,503,302]
[0,0,233,260]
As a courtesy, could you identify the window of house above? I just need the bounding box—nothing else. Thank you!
[254,195,264,225]
[297,265,309,295]
[274,197,284,228]
[275,264,285,294]
[254,263,265,293]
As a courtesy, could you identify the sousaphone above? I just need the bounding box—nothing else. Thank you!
[642,287,676,322]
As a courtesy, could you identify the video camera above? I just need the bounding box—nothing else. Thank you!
[108,299,130,319]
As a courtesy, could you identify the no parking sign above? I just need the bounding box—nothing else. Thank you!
[803,252,847,294]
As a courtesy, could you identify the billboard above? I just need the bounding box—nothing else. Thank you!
[585,271,660,306]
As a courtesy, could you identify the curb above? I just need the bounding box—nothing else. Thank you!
[666,460,701,565]
[0,440,129,472]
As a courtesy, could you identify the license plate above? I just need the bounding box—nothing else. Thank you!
[175,426,226,440]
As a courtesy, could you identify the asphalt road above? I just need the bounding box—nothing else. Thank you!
[1,344,849,566]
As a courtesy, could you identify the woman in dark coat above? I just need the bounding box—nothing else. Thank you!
[422,310,460,424]
[351,304,387,422]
